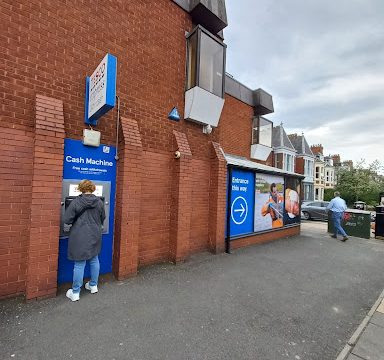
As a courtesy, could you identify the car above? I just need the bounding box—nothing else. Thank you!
[353,201,367,210]
[301,201,330,221]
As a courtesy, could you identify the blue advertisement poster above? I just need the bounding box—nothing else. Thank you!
[228,169,255,237]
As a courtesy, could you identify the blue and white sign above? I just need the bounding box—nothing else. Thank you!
[63,140,115,180]
[85,53,117,125]
[228,169,255,237]
[58,139,117,284]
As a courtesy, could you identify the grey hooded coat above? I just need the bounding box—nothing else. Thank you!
[63,194,106,261]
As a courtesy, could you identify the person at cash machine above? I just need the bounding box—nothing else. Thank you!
[63,179,105,302]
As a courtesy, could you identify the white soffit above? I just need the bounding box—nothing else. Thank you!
[250,144,272,161]
[184,86,225,127]
[226,153,304,178]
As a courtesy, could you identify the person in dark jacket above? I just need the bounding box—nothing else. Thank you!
[63,179,106,302]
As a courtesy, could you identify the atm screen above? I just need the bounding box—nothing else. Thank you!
[68,184,103,197]
[64,196,105,210]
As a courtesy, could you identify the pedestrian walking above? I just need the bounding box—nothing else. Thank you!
[63,179,106,301]
[327,191,348,242]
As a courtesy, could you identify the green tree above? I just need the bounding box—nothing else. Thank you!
[324,188,335,201]
[335,160,384,207]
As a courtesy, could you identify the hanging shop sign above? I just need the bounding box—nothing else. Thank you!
[84,53,117,125]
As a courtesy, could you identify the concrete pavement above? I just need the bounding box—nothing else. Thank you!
[1,221,384,360]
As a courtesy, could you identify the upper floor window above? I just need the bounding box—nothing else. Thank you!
[252,116,272,147]
[186,26,226,98]
[284,153,294,172]
[304,159,313,177]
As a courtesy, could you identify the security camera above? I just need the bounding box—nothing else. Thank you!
[174,150,181,159]
[203,124,212,134]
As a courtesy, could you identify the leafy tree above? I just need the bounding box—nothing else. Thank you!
[324,188,335,201]
[335,160,384,207]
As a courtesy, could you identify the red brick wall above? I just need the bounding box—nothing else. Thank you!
[190,159,210,253]
[26,95,65,300]
[231,226,300,250]
[208,142,227,254]
[139,151,172,266]
[0,0,223,151]
[113,117,143,279]
[218,95,254,158]
[295,157,304,174]
[0,128,34,298]
[1,1,186,138]
[311,145,323,155]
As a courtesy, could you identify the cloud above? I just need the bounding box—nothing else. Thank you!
[224,0,384,166]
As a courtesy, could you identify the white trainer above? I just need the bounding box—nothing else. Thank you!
[85,282,98,294]
[66,289,80,302]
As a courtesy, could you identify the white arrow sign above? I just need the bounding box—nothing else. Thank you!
[231,196,248,225]
[234,203,245,217]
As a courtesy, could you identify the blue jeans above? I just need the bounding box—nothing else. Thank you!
[332,212,347,237]
[72,255,100,293]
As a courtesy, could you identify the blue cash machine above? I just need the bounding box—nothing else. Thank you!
[58,139,117,284]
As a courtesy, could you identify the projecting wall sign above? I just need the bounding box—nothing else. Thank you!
[84,53,117,125]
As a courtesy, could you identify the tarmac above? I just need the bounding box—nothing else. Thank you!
[1,221,384,360]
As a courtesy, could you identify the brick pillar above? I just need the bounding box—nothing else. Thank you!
[113,117,142,279]
[209,142,227,254]
[25,95,65,300]
[170,131,193,263]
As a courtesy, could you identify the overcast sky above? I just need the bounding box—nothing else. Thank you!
[224,0,384,167]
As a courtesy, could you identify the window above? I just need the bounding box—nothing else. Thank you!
[186,26,226,98]
[304,159,313,177]
[284,154,294,172]
[252,117,272,147]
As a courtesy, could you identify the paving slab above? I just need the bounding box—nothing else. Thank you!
[370,312,384,328]
[377,299,384,313]
[351,323,384,360]
[346,354,363,360]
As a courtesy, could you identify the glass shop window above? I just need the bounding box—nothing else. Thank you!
[186,26,226,98]
[252,116,272,147]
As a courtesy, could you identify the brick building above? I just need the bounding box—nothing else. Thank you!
[0,0,302,300]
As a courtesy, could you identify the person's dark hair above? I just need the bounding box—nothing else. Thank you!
[334,191,340,197]
[78,180,96,194]
[270,183,276,192]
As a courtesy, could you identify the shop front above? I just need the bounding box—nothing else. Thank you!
[225,155,304,251]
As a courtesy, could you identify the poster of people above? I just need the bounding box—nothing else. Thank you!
[284,177,301,225]
[254,174,284,232]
